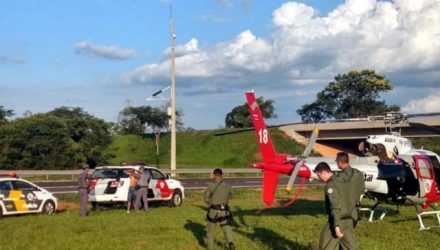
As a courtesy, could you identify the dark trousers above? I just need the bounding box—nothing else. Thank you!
[79,188,88,216]
[319,219,358,250]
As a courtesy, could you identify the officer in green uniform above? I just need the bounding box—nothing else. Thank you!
[334,152,366,224]
[203,168,235,250]
[315,162,358,250]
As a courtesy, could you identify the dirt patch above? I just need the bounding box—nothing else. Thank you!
[57,201,79,212]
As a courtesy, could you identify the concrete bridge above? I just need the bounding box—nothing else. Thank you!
[279,117,440,156]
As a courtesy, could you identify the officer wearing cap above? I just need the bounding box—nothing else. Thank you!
[203,168,235,250]
[334,152,365,226]
[78,163,90,216]
[133,166,150,212]
[315,162,358,250]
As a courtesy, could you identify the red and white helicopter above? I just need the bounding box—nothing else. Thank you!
[244,90,440,230]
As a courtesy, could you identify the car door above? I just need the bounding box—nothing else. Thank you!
[150,169,172,199]
[11,180,44,213]
[0,180,15,215]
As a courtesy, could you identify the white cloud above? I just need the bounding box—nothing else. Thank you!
[163,38,200,57]
[74,41,137,60]
[123,30,272,84]
[123,0,440,92]
[402,92,440,113]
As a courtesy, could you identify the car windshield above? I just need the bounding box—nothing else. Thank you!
[90,169,129,179]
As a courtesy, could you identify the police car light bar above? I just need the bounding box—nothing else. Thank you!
[0,172,17,178]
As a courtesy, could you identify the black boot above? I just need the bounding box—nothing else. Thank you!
[228,242,235,250]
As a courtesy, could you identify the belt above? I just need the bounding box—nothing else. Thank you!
[340,214,353,220]
[210,204,229,210]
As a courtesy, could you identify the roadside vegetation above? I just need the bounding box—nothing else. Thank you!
[1,188,439,249]
[105,128,306,168]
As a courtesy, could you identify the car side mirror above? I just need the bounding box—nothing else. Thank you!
[166,174,170,179]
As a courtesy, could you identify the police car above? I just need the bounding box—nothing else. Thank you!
[88,164,185,208]
[0,173,58,217]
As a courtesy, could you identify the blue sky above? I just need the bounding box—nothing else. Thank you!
[1,0,440,129]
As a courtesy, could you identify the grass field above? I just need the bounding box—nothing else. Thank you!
[1,187,440,250]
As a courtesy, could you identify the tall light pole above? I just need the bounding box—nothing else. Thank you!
[170,6,177,176]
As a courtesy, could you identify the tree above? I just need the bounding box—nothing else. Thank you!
[118,105,182,156]
[0,106,14,122]
[0,114,82,169]
[297,69,400,122]
[48,107,112,167]
[225,97,276,128]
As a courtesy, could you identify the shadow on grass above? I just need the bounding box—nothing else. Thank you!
[184,220,206,247]
[188,204,316,249]
[232,199,325,227]
[236,227,312,250]
[192,199,324,228]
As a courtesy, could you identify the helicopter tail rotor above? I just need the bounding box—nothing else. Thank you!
[285,127,319,193]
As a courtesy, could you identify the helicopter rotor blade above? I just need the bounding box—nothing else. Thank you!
[405,112,440,119]
[408,122,440,135]
[285,127,319,193]
[214,122,306,136]
[214,128,254,136]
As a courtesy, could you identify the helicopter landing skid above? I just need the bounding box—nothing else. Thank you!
[359,202,388,222]
[417,211,440,230]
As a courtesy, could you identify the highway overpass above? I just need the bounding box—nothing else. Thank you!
[279,116,440,156]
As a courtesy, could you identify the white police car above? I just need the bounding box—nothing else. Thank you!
[88,165,185,208]
[0,173,58,217]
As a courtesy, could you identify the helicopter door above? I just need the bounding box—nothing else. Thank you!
[414,155,435,198]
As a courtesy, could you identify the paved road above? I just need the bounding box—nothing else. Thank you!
[36,177,320,194]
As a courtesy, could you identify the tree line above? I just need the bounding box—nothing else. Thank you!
[0,105,180,169]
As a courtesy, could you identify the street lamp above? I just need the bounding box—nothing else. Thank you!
[169,6,177,177]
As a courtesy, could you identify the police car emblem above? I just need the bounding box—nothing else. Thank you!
[27,192,36,201]
[327,188,333,194]
[160,181,165,189]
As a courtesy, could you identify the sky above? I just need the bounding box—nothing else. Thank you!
[1,0,440,129]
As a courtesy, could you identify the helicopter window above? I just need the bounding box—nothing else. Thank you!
[428,156,440,169]
[417,158,431,179]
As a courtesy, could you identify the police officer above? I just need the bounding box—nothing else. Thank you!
[78,163,89,216]
[134,166,150,212]
[203,168,235,250]
[334,152,365,224]
[315,162,358,250]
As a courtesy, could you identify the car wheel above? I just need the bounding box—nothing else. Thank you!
[42,200,56,215]
[169,189,183,207]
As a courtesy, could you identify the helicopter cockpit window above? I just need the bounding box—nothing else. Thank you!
[417,158,432,179]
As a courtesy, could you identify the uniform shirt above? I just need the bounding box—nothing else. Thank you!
[325,176,353,229]
[335,166,365,203]
[78,171,88,188]
[134,171,150,187]
[335,166,366,221]
[203,179,233,205]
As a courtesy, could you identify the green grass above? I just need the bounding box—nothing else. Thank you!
[1,188,440,249]
[411,137,440,155]
[104,129,306,168]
